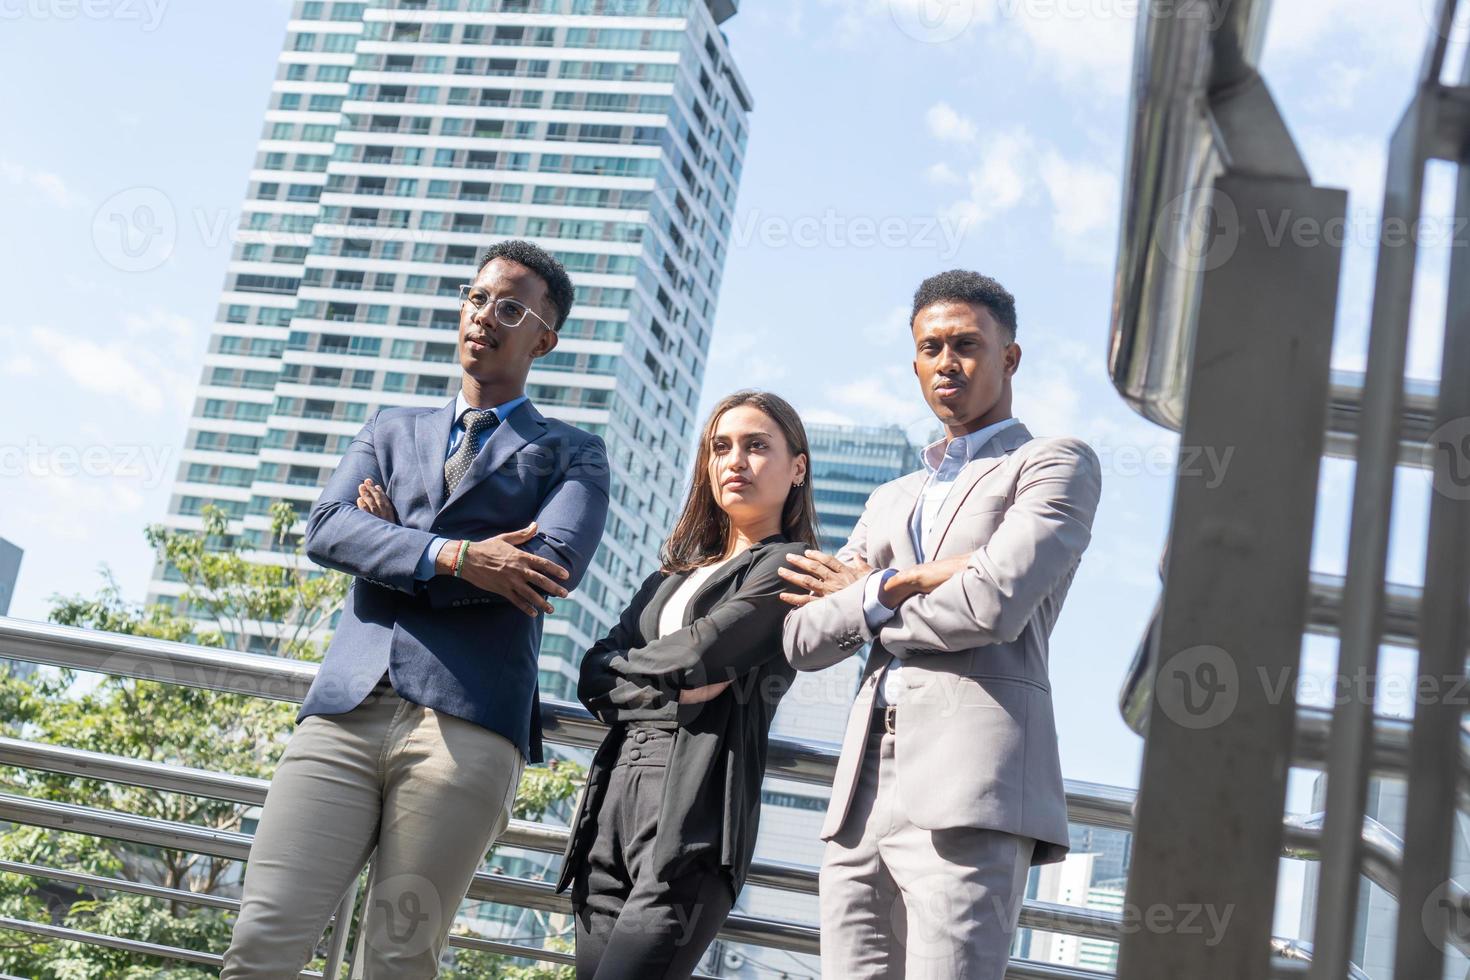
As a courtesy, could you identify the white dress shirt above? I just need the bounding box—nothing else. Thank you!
[657,554,736,639]
[863,416,1021,705]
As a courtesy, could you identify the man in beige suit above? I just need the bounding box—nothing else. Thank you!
[779,270,1101,979]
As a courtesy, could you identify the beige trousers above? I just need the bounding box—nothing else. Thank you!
[818,731,1035,980]
[222,680,525,979]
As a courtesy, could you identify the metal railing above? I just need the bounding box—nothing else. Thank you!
[1109,1,1470,977]
[0,617,1367,978]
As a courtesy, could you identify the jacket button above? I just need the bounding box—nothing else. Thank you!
[635,731,648,743]
[629,749,642,760]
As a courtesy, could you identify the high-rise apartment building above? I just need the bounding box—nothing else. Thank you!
[151,0,753,719]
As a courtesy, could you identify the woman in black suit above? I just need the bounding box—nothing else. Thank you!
[555,389,818,980]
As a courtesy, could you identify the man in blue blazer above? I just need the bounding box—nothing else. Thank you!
[223,240,610,978]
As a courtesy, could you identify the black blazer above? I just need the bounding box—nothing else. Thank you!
[555,535,810,897]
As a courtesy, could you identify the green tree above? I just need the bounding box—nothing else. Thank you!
[0,505,584,978]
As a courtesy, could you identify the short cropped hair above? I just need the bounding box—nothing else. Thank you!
[910,269,1018,341]
[478,239,576,331]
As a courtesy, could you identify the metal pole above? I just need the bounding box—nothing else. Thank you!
[1309,83,1437,980]
[1391,73,1470,980]
[320,872,362,979]
[1118,173,1345,979]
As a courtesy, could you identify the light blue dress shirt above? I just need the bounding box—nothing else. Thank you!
[863,416,1021,704]
[412,391,530,580]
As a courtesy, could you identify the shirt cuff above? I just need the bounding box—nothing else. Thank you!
[862,569,899,632]
[415,536,449,581]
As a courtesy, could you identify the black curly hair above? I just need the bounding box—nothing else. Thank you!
[911,269,1018,342]
[477,239,576,331]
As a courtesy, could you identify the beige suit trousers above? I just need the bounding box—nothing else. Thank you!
[819,731,1034,980]
[222,679,524,979]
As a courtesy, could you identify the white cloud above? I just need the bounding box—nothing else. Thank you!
[861,304,913,345]
[1264,0,1425,64]
[1002,0,1134,96]
[822,365,932,430]
[924,161,963,186]
[1039,149,1121,264]
[939,126,1036,230]
[0,158,83,210]
[8,472,146,547]
[28,327,171,414]
[1,353,38,377]
[925,102,978,143]
[923,114,1121,258]
[5,310,201,416]
[707,327,789,388]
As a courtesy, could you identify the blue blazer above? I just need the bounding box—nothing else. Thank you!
[299,397,610,762]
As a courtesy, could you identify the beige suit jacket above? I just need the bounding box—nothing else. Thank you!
[783,422,1101,864]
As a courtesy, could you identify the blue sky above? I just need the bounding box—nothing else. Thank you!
[0,0,1457,936]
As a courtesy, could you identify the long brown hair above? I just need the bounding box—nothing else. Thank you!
[661,390,819,573]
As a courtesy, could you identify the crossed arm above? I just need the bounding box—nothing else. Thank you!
[781,439,1101,667]
[578,543,811,720]
[306,410,611,614]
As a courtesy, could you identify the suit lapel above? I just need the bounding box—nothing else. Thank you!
[640,571,683,643]
[415,398,458,514]
[637,541,771,639]
[928,421,1032,556]
[439,400,549,517]
[886,472,925,568]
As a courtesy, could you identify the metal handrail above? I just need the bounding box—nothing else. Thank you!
[1119,596,1470,813]
[0,618,1393,975]
[0,858,240,912]
[0,619,1133,971]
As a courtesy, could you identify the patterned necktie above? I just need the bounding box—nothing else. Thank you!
[444,409,500,495]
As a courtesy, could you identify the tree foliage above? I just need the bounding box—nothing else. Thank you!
[0,505,583,978]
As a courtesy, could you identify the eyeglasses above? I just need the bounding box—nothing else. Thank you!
[458,285,552,330]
